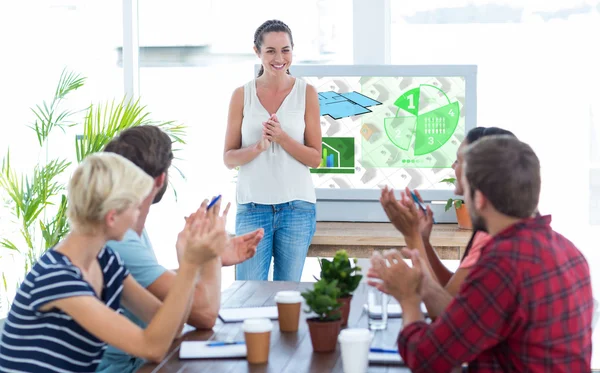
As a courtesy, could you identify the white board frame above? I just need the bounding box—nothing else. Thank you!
[253,64,478,222]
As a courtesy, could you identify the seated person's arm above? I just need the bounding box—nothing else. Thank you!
[423,231,489,316]
[399,250,519,373]
[147,258,221,329]
[120,275,162,325]
[414,189,454,285]
[42,261,201,363]
[422,237,454,286]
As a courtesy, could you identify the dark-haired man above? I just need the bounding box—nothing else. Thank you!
[97,125,263,373]
[369,136,593,372]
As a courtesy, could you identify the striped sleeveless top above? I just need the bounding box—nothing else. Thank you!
[0,247,129,372]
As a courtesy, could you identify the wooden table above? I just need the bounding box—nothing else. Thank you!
[139,281,411,372]
[309,222,472,260]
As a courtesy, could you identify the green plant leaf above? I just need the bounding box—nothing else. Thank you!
[29,69,85,146]
[75,97,186,163]
[440,177,456,185]
[0,239,20,253]
[454,200,463,209]
[1,272,8,293]
[54,68,85,100]
[318,250,362,298]
[39,195,69,250]
[445,198,454,212]
[301,278,342,321]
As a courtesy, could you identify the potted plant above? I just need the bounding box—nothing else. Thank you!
[301,278,342,353]
[0,69,186,312]
[318,250,362,327]
[440,177,472,230]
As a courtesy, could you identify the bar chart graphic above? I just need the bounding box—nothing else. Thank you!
[311,137,355,174]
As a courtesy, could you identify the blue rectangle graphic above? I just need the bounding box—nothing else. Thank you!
[321,100,371,119]
[340,91,382,108]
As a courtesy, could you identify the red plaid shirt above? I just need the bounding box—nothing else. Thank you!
[398,215,593,372]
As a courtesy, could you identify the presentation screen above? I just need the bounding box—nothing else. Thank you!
[258,65,477,207]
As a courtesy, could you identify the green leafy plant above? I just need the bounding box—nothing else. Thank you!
[0,68,187,302]
[318,250,362,298]
[301,278,342,321]
[440,177,464,211]
[75,97,186,162]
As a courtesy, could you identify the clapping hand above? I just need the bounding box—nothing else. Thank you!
[202,197,264,266]
[263,114,286,144]
[367,249,423,304]
[255,135,271,153]
[221,229,264,266]
[380,186,421,239]
[176,200,227,266]
[413,189,434,242]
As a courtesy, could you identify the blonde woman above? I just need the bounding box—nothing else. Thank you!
[0,153,227,372]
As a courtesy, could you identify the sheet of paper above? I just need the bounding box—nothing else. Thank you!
[179,341,247,359]
[218,306,279,323]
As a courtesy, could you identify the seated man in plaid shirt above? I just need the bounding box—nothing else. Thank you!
[368,136,593,372]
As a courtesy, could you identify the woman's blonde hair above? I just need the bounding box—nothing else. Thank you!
[67,152,154,233]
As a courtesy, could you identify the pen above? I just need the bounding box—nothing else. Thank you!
[369,347,398,354]
[207,195,222,210]
[206,341,245,347]
[410,191,436,224]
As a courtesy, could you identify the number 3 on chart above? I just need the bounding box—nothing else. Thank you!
[428,137,434,145]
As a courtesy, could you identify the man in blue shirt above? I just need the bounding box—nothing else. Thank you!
[97,125,263,373]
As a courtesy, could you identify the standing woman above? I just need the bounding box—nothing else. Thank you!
[223,19,322,281]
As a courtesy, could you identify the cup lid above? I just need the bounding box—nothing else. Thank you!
[338,328,373,343]
[242,318,273,333]
[274,291,302,304]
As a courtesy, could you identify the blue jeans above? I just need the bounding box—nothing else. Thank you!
[235,201,316,281]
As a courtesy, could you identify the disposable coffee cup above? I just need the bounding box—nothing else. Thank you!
[275,291,303,332]
[243,318,273,364]
[338,328,372,373]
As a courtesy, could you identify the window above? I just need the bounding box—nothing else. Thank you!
[391,0,599,292]
[0,0,123,317]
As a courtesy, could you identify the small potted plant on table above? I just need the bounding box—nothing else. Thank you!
[318,250,362,327]
[301,278,342,353]
[441,177,472,230]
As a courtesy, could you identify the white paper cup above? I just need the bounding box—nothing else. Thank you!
[242,318,273,333]
[274,291,303,304]
[243,318,273,364]
[275,291,303,332]
[338,328,372,373]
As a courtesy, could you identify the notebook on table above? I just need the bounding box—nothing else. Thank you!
[179,341,247,360]
[218,306,279,323]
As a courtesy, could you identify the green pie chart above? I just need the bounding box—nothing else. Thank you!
[385,84,459,156]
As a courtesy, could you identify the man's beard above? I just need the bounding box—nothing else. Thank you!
[468,203,488,233]
[152,179,168,204]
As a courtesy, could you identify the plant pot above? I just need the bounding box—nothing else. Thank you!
[306,317,342,353]
[338,296,352,327]
[455,203,472,230]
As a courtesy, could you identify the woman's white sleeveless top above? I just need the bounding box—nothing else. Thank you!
[236,78,316,204]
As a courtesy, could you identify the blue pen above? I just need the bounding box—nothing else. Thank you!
[410,191,436,224]
[370,347,398,354]
[206,341,245,347]
[206,195,222,210]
